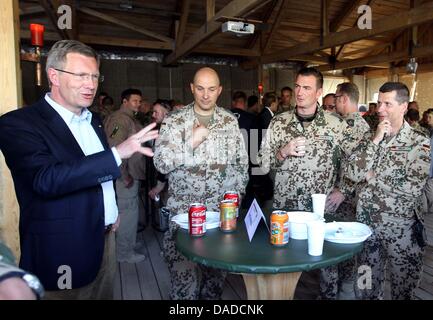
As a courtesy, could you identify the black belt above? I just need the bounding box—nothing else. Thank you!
[105,224,113,234]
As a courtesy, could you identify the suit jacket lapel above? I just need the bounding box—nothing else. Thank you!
[37,99,84,156]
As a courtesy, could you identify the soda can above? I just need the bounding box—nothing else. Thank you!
[219,200,237,233]
[223,191,239,217]
[270,210,289,246]
[188,203,206,237]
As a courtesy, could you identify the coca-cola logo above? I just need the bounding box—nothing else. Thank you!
[191,210,205,217]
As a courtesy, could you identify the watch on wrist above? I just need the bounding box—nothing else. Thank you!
[22,273,44,300]
[0,271,44,299]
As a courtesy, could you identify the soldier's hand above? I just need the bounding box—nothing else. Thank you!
[116,123,159,159]
[366,170,375,181]
[372,119,391,145]
[278,137,306,160]
[325,188,345,212]
[192,121,209,149]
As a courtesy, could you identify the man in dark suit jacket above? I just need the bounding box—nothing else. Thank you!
[0,40,158,299]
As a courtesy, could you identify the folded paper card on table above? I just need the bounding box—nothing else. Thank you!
[171,212,220,230]
[325,222,372,244]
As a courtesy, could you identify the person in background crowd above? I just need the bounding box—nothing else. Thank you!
[408,101,419,111]
[322,93,336,113]
[230,91,259,209]
[346,82,430,300]
[153,67,248,300]
[278,86,293,112]
[247,95,260,114]
[363,102,379,129]
[0,40,158,299]
[171,100,185,112]
[104,88,148,264]
[422,108,433,137]
[136,99,152,127]
[406,109,430,137]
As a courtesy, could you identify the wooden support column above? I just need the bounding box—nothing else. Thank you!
[0,0,22,258]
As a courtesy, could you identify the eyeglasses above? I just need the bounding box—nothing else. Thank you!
[54,68,104,83]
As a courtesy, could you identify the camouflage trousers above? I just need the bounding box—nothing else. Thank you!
[319,258,356,299]
[354,220,424,300]
[163,221,226,300]
[319,196,358,299]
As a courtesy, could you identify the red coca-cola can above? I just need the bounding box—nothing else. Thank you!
[223,191,239,217]
[188,203,206,237]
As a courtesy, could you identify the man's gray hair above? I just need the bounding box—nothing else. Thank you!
[46,40,100,75]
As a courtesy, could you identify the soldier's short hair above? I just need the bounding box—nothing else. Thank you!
[46,40,100,76]
[121,88,142,103]
[297,67,323,89]
[153,99,172,111]
[262,92,278,108]
[232,91,247,102]
[337,82,359,104]
[379,82,409,104]
[281,86,293,94]
[247,95,258,108]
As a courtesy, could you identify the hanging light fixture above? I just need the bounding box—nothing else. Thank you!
[29,23,45,86]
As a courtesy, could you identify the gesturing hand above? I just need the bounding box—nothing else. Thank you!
[116,122,159,159]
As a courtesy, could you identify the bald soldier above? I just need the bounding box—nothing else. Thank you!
[346,82,430,299]
[153,67,249,300]
[258,67,352,211]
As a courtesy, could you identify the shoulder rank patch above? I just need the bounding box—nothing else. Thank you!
[110,125,120,138]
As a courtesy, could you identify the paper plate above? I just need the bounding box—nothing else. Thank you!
[171,211,220,230]
[325,222,372,244]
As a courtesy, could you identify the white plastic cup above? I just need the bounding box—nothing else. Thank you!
[307,220,325,256]
[312,194,327,218]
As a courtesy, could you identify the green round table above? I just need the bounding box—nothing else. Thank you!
[176,220,363,300]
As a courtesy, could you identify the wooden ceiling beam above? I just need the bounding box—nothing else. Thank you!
[245,0,278,50]
[329,0,363,32]
[176,0,191,47]
[207,0,215,21]
[78,6,174,44]
[38,0,75,40]
[261,0,288,53]
[165,0,264,65]
[258,2,433,65]
[317,44,433,72]
[78,1,181,18]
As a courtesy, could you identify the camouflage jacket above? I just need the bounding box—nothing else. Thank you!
[104,106,146,180]
[257,107,352,211]
[344,121,431,226]
[338,112,371,196]
[153,103,249,215]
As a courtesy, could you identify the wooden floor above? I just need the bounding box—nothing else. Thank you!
[114,213,433,300]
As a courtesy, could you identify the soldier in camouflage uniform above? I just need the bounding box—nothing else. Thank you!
[345,82,431,300]
[363,102,379,130]
[153,67,249,300]
[104,88,147,263]
[258,68,352,212]
[320,82,370,299]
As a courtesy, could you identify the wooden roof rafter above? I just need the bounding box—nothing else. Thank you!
[243,1,433,69]
[38,0,76,40]
[77,6,174,45]
[164,0,266,65]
